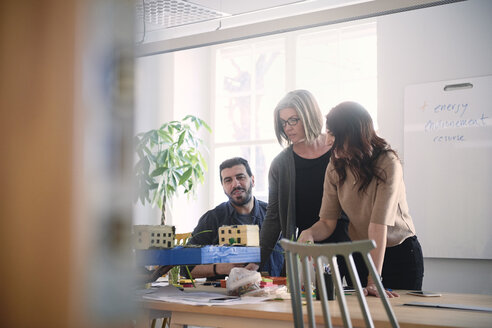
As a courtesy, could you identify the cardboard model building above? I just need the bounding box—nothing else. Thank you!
[218,224,259,246]
[133,225,176,249]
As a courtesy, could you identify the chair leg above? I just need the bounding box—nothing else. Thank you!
[364,255,399,328]
[286,251,304,328]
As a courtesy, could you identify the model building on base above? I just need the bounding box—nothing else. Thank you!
[133,225,175,249]
[219,224,259,246]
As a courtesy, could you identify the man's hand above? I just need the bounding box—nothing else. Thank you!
[244,263,259,271]
[215,263,244,275]
[215,263,259,276]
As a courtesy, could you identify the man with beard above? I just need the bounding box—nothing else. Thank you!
[183,157,283,279]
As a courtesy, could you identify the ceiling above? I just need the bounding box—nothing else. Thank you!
[136,0,317,29]
[135,0,364,35]
[134,0,459,55]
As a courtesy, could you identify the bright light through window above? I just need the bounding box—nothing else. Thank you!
[214,39,286,204]
[296,22,377,128]
[212,21,377,207]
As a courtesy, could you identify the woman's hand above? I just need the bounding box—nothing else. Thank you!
[298,219,337,243]
[297,229,315,244]
[363,282,399,298]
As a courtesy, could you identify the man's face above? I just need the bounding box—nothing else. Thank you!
[220,164,254,207]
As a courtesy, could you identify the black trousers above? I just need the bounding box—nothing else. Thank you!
[346,235,424,290]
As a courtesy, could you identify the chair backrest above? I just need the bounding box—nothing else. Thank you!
[175,232,192,246]
[280,239,399,328]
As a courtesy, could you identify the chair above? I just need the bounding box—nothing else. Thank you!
[280,239,399,328]
[175,232,192,246]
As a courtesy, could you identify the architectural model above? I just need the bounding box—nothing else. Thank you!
[133,225,175,249]
[218,224,259,246]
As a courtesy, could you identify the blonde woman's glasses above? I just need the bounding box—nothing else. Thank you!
[280,117,300,128]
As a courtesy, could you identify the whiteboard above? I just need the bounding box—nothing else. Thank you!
[404,75,492,259]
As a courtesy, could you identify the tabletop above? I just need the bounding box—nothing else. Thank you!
[138,287,492,328]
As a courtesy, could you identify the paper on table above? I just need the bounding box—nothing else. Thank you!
[143,285,271,306]
[403,301,492,312]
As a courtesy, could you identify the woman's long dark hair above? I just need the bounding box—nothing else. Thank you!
[326,101,397,192]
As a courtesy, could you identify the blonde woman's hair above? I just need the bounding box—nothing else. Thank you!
[273,89,323,146]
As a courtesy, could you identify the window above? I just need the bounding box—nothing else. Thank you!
[296,22,377,124]
[212,21,377,205]
[214,39,285,204]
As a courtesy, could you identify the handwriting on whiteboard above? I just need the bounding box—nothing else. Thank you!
[433,103,469,117]
[421,102,490,142]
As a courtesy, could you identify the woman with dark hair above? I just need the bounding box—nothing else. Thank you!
[298,101,424,297]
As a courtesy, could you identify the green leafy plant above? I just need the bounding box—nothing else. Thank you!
[134,115,211,224]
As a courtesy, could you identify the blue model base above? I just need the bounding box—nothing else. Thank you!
[135,245,260,266]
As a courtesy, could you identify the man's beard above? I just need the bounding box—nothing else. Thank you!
[227,184,253,206]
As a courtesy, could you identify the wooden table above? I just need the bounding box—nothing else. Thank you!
[137,289,492,328]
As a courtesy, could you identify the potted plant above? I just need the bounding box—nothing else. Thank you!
[134,114,211,225]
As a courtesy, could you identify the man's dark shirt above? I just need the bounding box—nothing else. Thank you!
[185,197,283,277]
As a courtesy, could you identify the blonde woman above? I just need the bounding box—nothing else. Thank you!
[260,90,350,275]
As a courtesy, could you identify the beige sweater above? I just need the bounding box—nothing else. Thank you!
[319,151,415,247]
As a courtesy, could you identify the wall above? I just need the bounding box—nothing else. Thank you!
[171,47,212,233]
[1,0,137,326]
[133,52,174,226]
[134,48,212,233]
[377,0,492,294]
[0,2,76,325]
